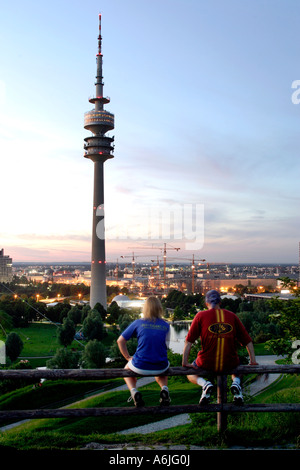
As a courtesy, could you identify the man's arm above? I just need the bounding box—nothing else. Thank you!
[182,340,194,367]
[246,341,258,365]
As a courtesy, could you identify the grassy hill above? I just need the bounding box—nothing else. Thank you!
[0,374,299,450]
[0,322,299,450]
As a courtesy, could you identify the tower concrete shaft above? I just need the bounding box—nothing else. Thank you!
[84,14,114,309]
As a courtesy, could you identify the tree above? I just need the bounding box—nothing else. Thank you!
[46,348,80,369]
[59,284,71,297]
[162,289,205,314]
[109,337,138,363]
[57,317,76,347]
[236,311,254,334]
[81,304,91,323]
[46,302,71,324]
[67,306,82,326]
[93,302,107,321]
[173,305,185,321]
[82,309,105,341]
[0,310,13,333]
[81,339,106,368]
[188,305,198,317]
[278,276,300,297]
[234,284,249,295]
[118,313,132,332]
[5,332,23,362]
[220,297,242,313]
[266,297,300,359]
[59,305,72,324]
[106,301,121,325]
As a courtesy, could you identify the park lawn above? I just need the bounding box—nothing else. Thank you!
[13,322,84,358]
[253,342,270,355]
[0,379,125,415]
[14,323,61,357]
[0,380,201,438]
[7,322,117,367]
[251,373,300,403]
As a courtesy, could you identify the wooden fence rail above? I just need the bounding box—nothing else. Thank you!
[0,364,299,380]
[0,364,299,433]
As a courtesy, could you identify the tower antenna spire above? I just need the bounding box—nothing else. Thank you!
[98,13,102,56]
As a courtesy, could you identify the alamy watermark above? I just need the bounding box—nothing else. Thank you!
[291,80,300,104]
[0,340,5,364]
[292,340,300,365]
[96,203,205,250]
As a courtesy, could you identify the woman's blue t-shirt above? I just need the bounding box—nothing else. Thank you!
[121,318,170,371]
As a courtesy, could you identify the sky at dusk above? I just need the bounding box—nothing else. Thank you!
[1,0,299,265]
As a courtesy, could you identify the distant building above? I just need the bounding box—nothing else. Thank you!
[111,295,145,310]
[52,270,76,284]
[0,249,13,282]
[244,292,296,302]
[195,277,278,293]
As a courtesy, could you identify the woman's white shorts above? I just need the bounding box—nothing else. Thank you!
[127,360,170,376]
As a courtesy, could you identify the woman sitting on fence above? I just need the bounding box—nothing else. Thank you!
[117,296,171,407]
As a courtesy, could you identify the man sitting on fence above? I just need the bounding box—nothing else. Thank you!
[182,289,258,404]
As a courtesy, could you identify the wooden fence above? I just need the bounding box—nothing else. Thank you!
[0,364,299,433]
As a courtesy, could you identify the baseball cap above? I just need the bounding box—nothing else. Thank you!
[205,289,221,307]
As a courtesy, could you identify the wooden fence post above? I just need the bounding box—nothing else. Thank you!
[217,375,227,433]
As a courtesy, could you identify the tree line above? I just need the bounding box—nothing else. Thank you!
[1,282,299,376]
[162,286,300,362]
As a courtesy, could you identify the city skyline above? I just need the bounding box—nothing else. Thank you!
[1,1,300,264]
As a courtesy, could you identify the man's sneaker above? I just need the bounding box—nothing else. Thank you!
[128,391,145,407]
[199,382,213,405]
[159,389,171,406]
[231,382,244,405]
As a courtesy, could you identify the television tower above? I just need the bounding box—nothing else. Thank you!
[84,14,114,308]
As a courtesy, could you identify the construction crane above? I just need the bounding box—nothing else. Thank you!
[171,255,206,294]
[188,255,206,294]
[120,252,138,283]
[205,261,228,273]
[128,243,180,286]
[120,252,155,284]
[150,256,160,280]
[113,258,119,283]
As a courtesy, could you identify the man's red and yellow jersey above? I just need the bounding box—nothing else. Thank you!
[186,308,252,372]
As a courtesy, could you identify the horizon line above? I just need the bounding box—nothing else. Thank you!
[12,260,299,265]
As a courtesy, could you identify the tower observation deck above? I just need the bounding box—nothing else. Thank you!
[84,14,115,162]
[84,14,114,308]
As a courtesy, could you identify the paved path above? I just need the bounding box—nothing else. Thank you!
[244,355,283,396]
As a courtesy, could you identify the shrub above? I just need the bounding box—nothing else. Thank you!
[46,348,80,369]
[5,332,23,362]
[80,339,106,368]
